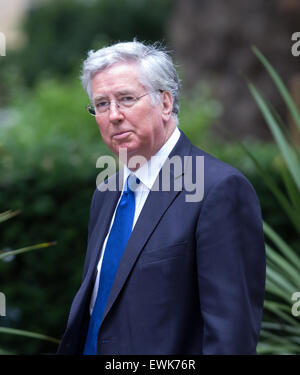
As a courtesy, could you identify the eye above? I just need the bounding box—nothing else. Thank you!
[120,96,135,103]
[95,100,109,108]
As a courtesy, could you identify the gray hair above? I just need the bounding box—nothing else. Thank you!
[80,40,180,120]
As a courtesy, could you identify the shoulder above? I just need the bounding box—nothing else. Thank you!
[178,129,247,183]
[186,140,255,198]
[89,172,122,215]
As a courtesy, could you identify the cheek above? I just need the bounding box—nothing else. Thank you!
[95,119,106,135]
[96,122,111,146]
[95,118,102,130]
[135,111,162,138]
[134,125,155,147]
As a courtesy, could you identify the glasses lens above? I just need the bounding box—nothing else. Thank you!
[87,93,149,115]
[119,96,137,108]
[87,106,96,116]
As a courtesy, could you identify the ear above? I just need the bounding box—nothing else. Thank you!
[161,91,173,122]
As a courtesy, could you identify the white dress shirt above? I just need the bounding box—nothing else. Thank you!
[89,126,181,314]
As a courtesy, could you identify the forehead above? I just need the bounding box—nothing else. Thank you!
[91,62,145,98]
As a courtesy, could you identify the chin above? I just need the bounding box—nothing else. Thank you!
[117,145,148,165]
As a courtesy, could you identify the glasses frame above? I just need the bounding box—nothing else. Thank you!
[86,92,154,117]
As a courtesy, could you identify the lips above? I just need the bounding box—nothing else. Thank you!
[112,130,132,140]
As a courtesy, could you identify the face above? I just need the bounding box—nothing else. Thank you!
[90,62,176,165]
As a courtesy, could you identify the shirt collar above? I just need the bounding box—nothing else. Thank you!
[122,126,181,191]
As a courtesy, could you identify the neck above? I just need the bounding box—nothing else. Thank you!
[125,122,177,172]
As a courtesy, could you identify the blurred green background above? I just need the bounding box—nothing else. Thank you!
[0,0,299,355]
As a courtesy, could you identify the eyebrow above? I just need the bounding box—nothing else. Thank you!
[93,90,135,102]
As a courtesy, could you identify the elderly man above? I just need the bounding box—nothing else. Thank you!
[57,40,265,355]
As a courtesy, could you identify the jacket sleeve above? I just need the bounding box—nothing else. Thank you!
[195,173,266,354]
[82,189,98,280]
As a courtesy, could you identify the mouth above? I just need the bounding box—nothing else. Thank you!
[112,131,132,140]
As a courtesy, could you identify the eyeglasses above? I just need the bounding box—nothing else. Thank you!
[86,92,152,116]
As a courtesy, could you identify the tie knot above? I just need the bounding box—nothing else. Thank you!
[126,174,140,193]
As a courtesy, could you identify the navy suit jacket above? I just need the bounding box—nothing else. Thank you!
[57,130,266,355]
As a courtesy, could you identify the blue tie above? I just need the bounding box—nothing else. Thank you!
[83,174,137,355]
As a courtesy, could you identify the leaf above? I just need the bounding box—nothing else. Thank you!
[265,279,294,305]
[248,82,300,193]
[263,222,300,270]
[266,244,300,287]
[279,161,300,214]
[266,266,296,296]
[258,330,300,354]
[252,45,300,132]
[261,321,300,335]
[247,46,300,355]
[0,210,20,223]
[0,242,57,260]
[239,142,300,234]
[0,327,60,344]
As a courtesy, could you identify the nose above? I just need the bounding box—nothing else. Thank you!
[108,102,124,124]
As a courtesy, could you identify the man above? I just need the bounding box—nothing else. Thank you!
[57,40,266,355]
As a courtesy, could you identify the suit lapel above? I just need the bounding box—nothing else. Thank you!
[101,130,193,325]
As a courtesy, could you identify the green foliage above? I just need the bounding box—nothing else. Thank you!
[0,327,59,346]
[0,77,107,354]
[244,47,300,354]
[1,76,108,185]
[0,211,20,224]
[179,82,223,148]
[1,0,173,88]
[0,240,57,261]
[0,211,59,354]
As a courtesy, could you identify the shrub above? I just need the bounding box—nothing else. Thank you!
[244,47,300,354]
